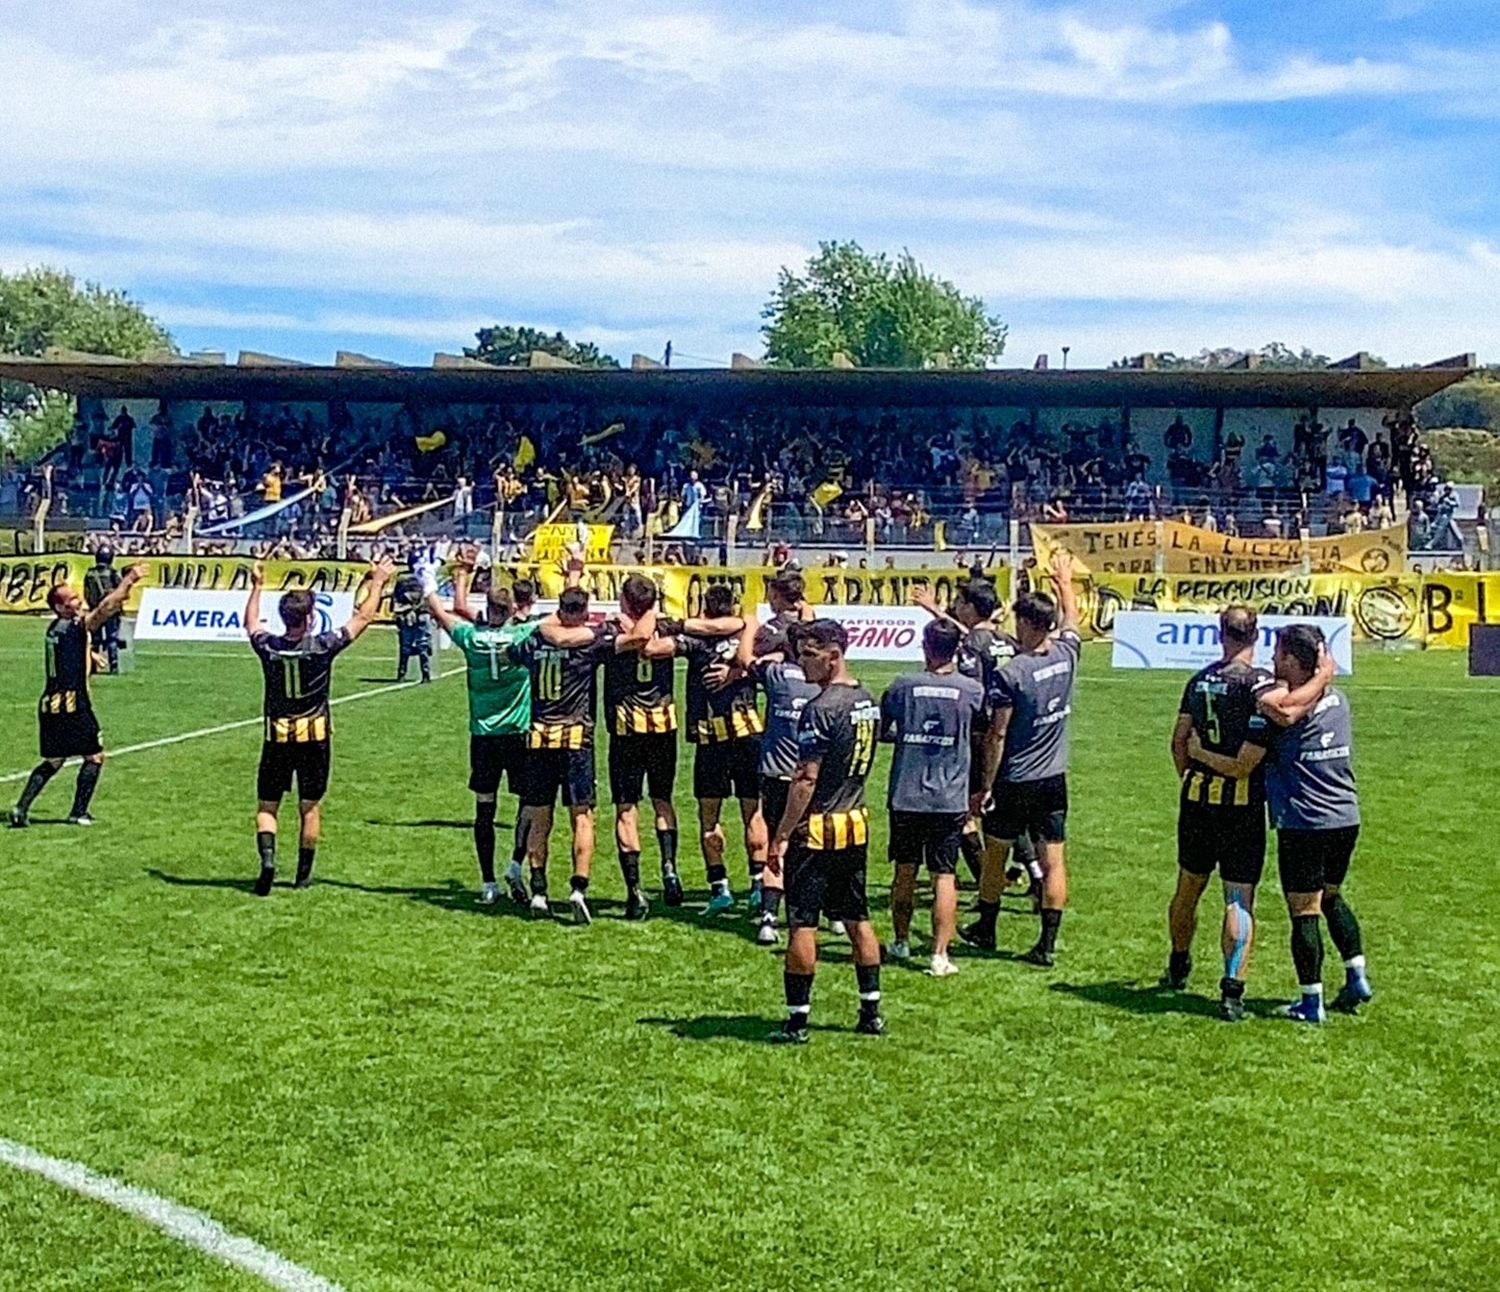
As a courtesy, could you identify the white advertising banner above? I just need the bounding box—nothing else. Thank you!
[758,603,928,662]
[135,588,356,642]
[1111,611,1354,674]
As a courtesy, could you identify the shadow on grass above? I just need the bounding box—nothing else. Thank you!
[1049,979,1287,1020]
[638,1013,838,1043]
[146,869,262,895]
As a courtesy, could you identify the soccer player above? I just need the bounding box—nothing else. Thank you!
[736,616,820,946]
[915,578,1041,895]
[1165,605,1277,1021]
[10,561,148,828]
[603,574,681,920]
[82,546,125,674]
[964,552,1082,966]
[881,619,985,977]
[1190,625,1371,1023]
[767,619,885,1043]
[509,587,630,925]
[674,586,766,913]
[245,557,395,895]
[421,557,581,905]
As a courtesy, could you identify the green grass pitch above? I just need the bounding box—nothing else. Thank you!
[1,617,1498,1291]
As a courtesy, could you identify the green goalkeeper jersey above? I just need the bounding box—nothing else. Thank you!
[450,619,540,737]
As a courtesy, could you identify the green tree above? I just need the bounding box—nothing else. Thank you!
[0,267,174,461]
[761,241,1007,369]
[465,325,620,369]
[1111,342,1378,371]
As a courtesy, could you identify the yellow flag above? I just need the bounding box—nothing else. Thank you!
[513,435,536,471]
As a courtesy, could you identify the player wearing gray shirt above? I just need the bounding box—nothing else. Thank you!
[880,620,984,975]
[964,553,1081,966]
[1190,622,1372,1024]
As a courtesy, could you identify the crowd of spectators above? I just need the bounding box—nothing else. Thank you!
[0,395,1477,557]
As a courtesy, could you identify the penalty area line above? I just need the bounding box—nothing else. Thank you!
[0,666,464,784]
[0,1136,345,1291]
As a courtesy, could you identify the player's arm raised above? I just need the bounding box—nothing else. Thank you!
[1258,645,1336,727]
[242,561,265,640]
[84,562,147,634]
[910,585,968,636]
[1050,552,1080,633]
[422,556,464,635]
[344,557,396,644]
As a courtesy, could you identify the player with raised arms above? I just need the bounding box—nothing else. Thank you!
[244,557,395,895]
[10,561,148,829]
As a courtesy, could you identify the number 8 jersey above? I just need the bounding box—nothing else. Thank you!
[795,681,881,850]
[250,628,352,743]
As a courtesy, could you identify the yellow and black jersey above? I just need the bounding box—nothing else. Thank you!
[603,638,678,736]
[250,628,351,743]
[42,618,92,705]
[512,626,616,748]
[678,633,764,745]
[1179,657,1276,811]
[796,682,880,850]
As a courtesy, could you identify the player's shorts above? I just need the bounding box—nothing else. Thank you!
[468,734,526,796]
[38,705,103,761]
[1277,825,1359,894]
[693,737,761,802]
[609,732,677,805]
[984,774,1067,844]
[889,810,966,875]
[785,840,869,930]
[257,740,332,803]
[519,746,597,810]
[760,776,791,838]
[397,621,432,653]
[1178,802,1267,886]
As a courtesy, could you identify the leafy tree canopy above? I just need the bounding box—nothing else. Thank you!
[465,325,619,369]
[761,240,1007,370]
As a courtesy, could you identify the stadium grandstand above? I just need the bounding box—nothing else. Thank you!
[0,350,1479,564]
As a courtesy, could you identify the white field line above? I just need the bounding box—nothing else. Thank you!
[0,666,462,783]
[0,1137,346,1291]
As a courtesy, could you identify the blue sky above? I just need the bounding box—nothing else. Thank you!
[3,0,1497,368]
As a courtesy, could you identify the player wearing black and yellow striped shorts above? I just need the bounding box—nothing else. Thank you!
[673,584,767,913]
[509,588,619,924]
[1167,606,1277,1019]
[603,574,681,919]
[244,559,392,896]
[767,619,886,1043]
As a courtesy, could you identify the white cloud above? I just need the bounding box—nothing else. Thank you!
[0,0,1492,367]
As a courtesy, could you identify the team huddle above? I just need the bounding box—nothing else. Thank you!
[11,550,1373,1036]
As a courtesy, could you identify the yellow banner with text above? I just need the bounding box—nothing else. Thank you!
[1031,521,1406,576]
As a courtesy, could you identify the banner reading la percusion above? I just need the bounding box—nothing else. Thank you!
[1068,569,1500,649]
[1031,521,1406,576]
[0,555,387,616]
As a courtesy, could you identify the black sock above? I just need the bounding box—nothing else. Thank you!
[855,961,882,1020]
[762,889,784,920]
[1169,949,1192,980]
[619,849,642,890]
[974,898,1000,936]
[784,970,813,1030]
[706,862,728,888]
[1323,894,1363,962]
[1291,914,1324,988]
[69,761,101,818]
[1038,908,1063,954]
[256,830,277,871]
[511,816,529,865]
[749,861,765,882]
[530,866,548,899]
[296,847,316,882]
[958,832,985,883]
[658,828,679,872]
[474,799,497,884]
[15,763,58,815]
[570,874,589,895]
[1220,976,1245,1000]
